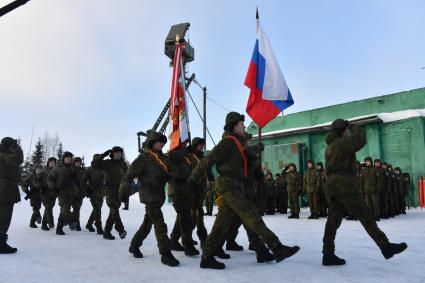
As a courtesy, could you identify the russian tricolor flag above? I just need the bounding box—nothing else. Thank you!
[245,10,294,129]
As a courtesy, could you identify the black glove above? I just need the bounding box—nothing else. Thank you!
[102,150,112,158]
[24,191,32,200]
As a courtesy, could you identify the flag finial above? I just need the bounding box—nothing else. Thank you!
[256,7,259,19]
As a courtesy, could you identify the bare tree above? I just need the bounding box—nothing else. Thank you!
[41,131,61,159]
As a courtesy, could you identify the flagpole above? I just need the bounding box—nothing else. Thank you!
[258,126,262,168]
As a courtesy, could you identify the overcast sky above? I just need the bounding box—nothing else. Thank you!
[1,0,424,161]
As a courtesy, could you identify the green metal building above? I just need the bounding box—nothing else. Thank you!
[247,87,425,205]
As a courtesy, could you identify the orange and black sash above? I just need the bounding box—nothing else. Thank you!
[146,150,168,173]
[224,135,248,178]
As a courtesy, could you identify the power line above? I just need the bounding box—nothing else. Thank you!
[206,96,231,112]
[187,89,216,146]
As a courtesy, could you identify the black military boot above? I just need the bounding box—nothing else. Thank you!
[184,245,200,256]
[129,246,144,258]
[288,214,295,219]
[96,225,104,235]
[75,222,82,231]
[0,234,17,254]
[308,214,315,219]
[41,223,50,231]
[170,239,184,251]
[36,213,42,224]
[48,223,55,229]
[69,222,76,231]
[226,241,244,251]
[322,252,346,266]
[214,248,231,259]
[123,202,129,211]
[293,213,300,219]
[103,232,115,240]
[56,225,65,236]
[272,245,300,263]
[256,248,275,263]
[380,242,408,259]
[86,224,95,232]
[248,243,254,251]
[200,255,225,269]
[161,252,180,267]
[30,219,38,228]
[119,231,127,239]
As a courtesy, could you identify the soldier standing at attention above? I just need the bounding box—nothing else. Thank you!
[286,163,302,219]
[374,159,387,219]
[21,165,45,228]
[191,112,300,269]
[361,157,380,221]
[275,172,288,214]
[304,160,319,219]
[47,151,79,236]
[322,119,407,266]
[41,157,58,230]
[123,132,179,267]
[316,162,327,217]
[0,137,23,254]
[92,147,128,240]
[264,172,277,215]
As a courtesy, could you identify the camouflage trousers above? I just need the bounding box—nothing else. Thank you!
[308,192,321,215]
[380,191,389,218]
[130,203,171,255]
[57,195,72,227]
[30,197,42,224]
[323,175,389,254]
[71,196,84,225]
[365,193,380,218]
[42,195,56,227]
[170,194,195,247]
[265,195,276,214]
[87,194,103,228]
[0,203,14,234]
[205,189,214,215]
[399,193,406,213]
[288,192,300,214]
[320,190,328,215]
[203,188,282,256]
[104,195,125,234]
[276,192,288,213]
[191,194,208,243]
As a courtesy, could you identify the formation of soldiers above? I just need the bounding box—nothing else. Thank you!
[253,158,410,222]
[0,114,407,269]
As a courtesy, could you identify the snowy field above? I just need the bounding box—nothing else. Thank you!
[1,194,424,283]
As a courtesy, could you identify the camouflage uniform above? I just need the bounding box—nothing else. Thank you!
[70,159,85,230]
[323,121,389,256]
[92,148,127,238]
[42,163,57,228]
[168,146,197,250]
[393,169,403,215]
[83,164,104,231]
[123,132,174,258]
[264,176,277,214]
[303,164,319,218]
[361,158,380,220]
[47,152,79,234]
[21,170,45,227]
[275,173,288,214]
[0,138,23,246]
[316,162,327,217]
[400,173,409,214]
[205,180,215,216]
[380,163,391,219]
[286,166,302,218]
[192,113,299,269]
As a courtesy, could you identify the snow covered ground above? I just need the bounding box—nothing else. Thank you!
[1,194,423,283]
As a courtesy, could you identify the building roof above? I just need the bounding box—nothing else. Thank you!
[254,109,425,138]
